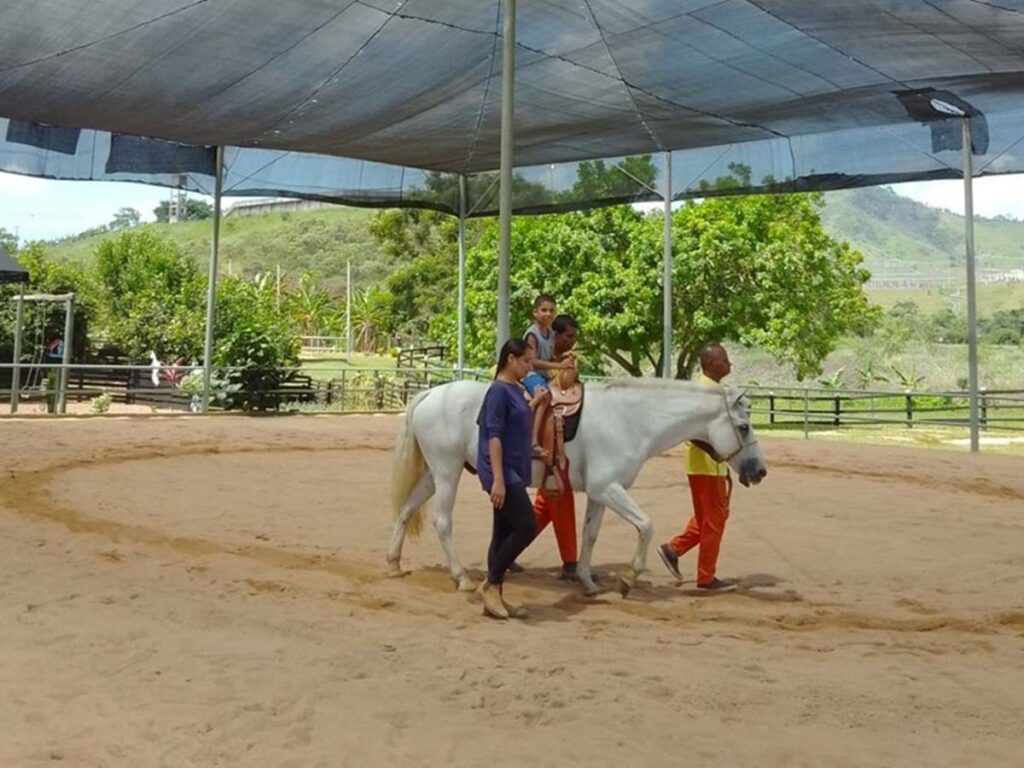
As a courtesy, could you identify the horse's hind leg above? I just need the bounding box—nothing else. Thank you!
[431,472,477,592]
[385,471,435,577]
[577,498,606,596]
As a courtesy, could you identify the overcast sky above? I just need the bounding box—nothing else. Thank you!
[2,170,1023,244]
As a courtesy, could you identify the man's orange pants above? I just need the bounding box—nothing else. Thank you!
[532,463,577,564]
[668,474,729,584]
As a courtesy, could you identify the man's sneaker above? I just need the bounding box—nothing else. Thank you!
[696,577,737,593]
[657,544,682,583]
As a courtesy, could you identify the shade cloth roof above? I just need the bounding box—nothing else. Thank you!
[0,244,29,283]
[1,1,1023,215]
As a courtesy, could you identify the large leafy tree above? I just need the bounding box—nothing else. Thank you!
[665,190,879,378]
[430,193,877,380]
[93,230,207,360]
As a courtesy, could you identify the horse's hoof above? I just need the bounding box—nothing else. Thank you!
[457,575,478,593]
[386,561,409,578]
[618,567,637,598]
[580,580,600,597]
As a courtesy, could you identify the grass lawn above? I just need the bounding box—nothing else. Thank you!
[300,353,397,381]
[760,423,1024,457]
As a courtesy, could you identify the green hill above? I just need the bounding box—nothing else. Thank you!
[45,205,388,296]
[820,186,1024,274]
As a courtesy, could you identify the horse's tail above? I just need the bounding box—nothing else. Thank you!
[390,388,431,537]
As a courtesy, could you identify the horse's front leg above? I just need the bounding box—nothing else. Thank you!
[577,497,605,597]
[431,472,477,592]
[592,482,653,598]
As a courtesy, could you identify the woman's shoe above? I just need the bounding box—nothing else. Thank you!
[478,581,509,619]
[499,584,528,619]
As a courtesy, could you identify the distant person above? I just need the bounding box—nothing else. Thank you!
[657,343,738,593]
[149,351,161,387]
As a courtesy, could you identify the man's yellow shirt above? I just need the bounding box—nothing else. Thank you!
[686,373,728,477]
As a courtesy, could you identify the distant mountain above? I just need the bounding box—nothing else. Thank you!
[820,186,1024,275]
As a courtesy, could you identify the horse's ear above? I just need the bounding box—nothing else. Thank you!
[731,390,749,411]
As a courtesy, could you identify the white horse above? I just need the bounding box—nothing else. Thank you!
[386,378,767,597]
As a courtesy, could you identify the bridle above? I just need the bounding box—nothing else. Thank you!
[718,389,758,462]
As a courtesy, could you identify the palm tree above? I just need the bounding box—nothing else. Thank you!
[285,273,338,337]
[350,285,392,352]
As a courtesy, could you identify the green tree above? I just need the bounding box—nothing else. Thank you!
[876,301,923,354]
[569,155,658,202]
[0,243,96,361]
[214,275,300,411]
[369,208,458,262]
[284,272,340,336]
[0,227,17,253]
[666,191,878,378]
[153,198,213,223]
[110,207,141,230]
[980,308,1024,345]
[426,206,651,374]
[431,193,876,380]
[928,307,966,344]
[93,230,207,360]
[350,285,393,352]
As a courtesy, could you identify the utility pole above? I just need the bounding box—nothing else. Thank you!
[346,259,353,363]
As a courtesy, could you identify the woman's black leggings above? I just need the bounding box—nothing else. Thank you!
[487,483,537,585]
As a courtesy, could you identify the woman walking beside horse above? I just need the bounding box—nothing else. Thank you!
[475,338,537,619]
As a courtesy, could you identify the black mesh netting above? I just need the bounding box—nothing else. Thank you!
[1,0,1023,215]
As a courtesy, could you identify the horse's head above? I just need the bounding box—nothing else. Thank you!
[706,387,767,487]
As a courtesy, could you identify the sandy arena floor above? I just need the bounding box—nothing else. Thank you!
[1,415,1022,767]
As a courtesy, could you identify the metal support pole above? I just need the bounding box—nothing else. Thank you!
[662,151,673,378]
[276,263,281,311]
[346,259,353,363]
[457,174,467,376]
[202,146,225,412]
[10,284,24,413]
[57,295,74,414]
[961,118,980,453]
[496,0,516,357]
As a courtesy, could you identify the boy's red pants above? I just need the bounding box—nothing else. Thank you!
[668,474,730,584]
[532,463,577,564]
